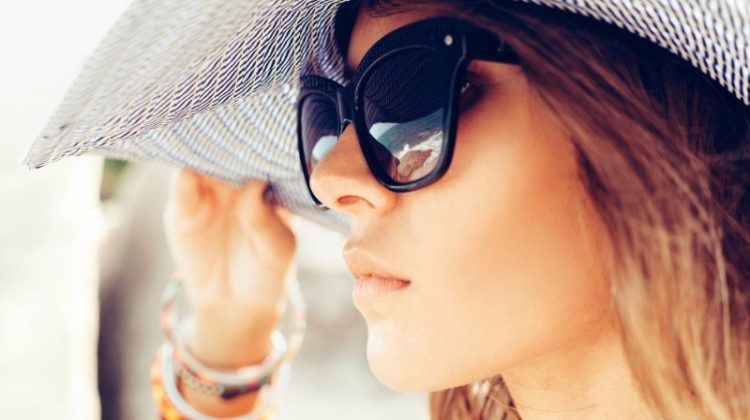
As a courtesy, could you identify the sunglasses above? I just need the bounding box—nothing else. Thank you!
[297,17,520,208]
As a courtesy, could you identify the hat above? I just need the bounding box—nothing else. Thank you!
[20,0,750,236]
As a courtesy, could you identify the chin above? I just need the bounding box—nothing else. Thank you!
[367,352,431,392]
[365,323,462,393]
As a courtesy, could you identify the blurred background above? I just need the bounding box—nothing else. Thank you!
[0,1,427,419]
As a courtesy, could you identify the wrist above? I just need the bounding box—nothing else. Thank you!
[189,312,282,368]
[190,287,288,322]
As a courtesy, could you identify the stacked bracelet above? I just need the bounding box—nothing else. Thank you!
[156,269,306,417]
[173,316,284,399]
[157,341,286,420]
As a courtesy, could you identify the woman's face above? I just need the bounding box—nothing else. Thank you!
[309,5,615,392]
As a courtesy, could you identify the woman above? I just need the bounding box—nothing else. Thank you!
[155,0,750,418]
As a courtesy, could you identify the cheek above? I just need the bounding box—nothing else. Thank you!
[367,92,613,391]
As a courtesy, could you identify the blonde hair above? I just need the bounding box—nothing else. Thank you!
[346,1,750,418]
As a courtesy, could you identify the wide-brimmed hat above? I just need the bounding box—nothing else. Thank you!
[20,0,750,235]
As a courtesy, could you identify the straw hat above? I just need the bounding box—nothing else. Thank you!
[20,0,750,235]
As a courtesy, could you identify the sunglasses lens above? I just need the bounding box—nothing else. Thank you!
[360,48,446,184]
[300,93,339,175]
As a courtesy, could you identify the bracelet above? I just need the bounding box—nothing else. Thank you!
[155,341,287,420]
[159,270,306,401]
[173,316,282,399]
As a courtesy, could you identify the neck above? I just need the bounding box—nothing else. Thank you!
[502,325,653,420]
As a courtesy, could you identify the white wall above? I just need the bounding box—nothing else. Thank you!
[0,1,128,418]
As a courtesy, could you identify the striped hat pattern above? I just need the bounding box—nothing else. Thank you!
[21,0,750,235]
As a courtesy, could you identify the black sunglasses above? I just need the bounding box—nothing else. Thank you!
[297,17,520,209]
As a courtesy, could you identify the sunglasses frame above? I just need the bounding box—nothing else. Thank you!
[297,17,520,209]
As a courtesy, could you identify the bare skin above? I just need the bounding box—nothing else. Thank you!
[163,169,296,415]
[162,4,653,420]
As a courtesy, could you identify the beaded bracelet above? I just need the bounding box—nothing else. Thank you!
[151,341,287,420]
[173,316,283,399]
[158,270,306,402]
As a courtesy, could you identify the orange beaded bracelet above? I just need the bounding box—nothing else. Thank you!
[150,342,285,419]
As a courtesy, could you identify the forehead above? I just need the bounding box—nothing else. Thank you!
[345,6,442,74]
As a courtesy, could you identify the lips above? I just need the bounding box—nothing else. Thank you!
[352,274,411,303]
[342,243,410,283]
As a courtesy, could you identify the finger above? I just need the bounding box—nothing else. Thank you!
[164,169,217,238]
[235,181,275,228]
[261,205,297,262]
[168,168,204,213]
[235,181,296,257]
[200,173,243,206]
[276,207,296,231]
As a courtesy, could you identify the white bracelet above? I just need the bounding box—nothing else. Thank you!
[160,271,307,400]
[159,342,291,420]
[174,315,286,386]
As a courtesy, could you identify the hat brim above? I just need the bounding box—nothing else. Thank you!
[20,0,750,236]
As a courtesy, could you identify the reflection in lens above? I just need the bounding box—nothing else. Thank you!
[301,94,339,173]
[311,135,337,163]
[374,108,443,182]
[361,48,445,183]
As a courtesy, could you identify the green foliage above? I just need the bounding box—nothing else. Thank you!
[100,158,130,201]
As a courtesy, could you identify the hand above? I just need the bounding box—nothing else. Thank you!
[162,168,297,365]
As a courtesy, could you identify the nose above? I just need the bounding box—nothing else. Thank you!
[309,124,397,215]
